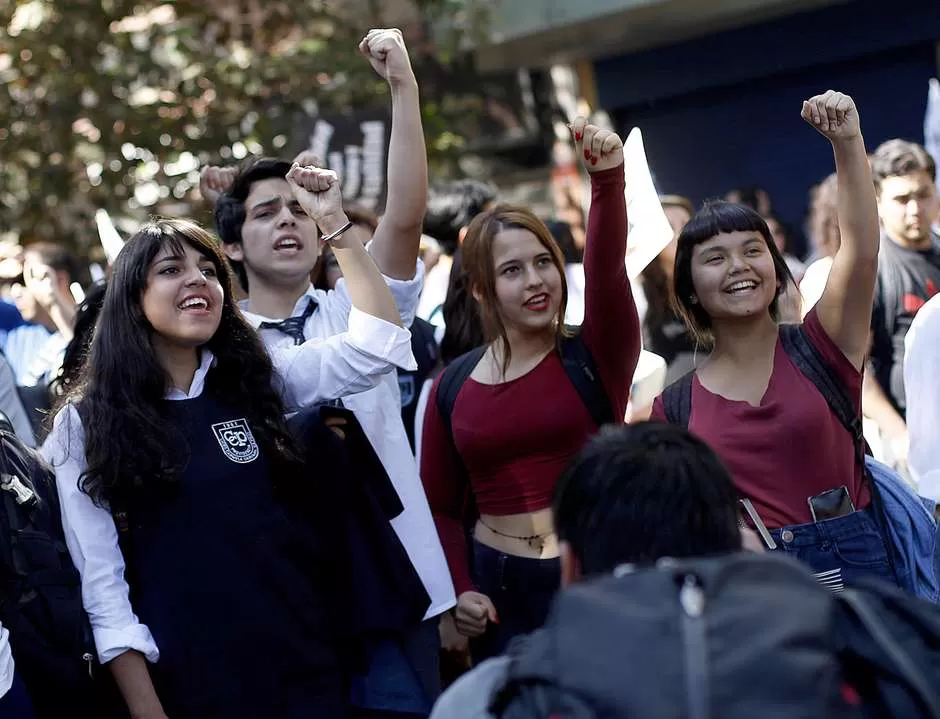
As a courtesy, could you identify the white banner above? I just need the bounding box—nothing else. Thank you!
[95,209,125,266]
[926,78,940,173]
[622,128,674,280]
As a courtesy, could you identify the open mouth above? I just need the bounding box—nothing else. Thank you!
[724,280,759,296]
[524,293,551,311]
[178,296,210,313]
[274,235,303,252]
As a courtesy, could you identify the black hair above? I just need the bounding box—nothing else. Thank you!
[24,241,79,283]
[440,249,485,365]
[423,179,497,256]
[50,282,108,398]
[544,219,582,265]
[64,218,300,509]
[672,201,795,345]
[870,139,937,193]
[214,157,293,291]
[553,422,741,576]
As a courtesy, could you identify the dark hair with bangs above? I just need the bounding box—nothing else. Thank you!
[672,201,795,345]
[214,157,293,290]
[61,218,300,509]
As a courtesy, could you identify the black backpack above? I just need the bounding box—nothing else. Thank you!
[490,553,940,719]
[0,426,106,718]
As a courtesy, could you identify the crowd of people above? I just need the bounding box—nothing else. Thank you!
[1,26,939,719]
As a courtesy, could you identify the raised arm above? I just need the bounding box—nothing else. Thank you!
[287,164,402,326]
[804,91,880,370]
[359,29,427,280]
[573,118,641,420]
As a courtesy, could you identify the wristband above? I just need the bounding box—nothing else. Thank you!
[320,220,354,244]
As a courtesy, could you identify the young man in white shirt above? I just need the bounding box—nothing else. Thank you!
[202,28,454,717]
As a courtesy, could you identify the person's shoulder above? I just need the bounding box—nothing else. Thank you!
[430,656,511,719]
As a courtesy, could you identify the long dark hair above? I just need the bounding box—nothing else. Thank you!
[67,218,299,508]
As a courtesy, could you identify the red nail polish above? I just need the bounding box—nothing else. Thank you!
[583,149,591,160]
[575,132,582,141]
[591,156,598,165]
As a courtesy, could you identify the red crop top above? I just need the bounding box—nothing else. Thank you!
[420,166,640,595]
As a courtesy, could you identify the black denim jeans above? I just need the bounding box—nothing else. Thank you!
[470,538,561,662]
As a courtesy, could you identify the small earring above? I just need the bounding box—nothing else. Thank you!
[689,295,698,304]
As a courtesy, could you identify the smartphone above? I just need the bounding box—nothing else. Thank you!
[808,486,855,523]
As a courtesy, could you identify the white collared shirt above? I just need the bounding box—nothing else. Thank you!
[241,264,457,619]
[904,294,940,501]
[0,623,12,699]
[43,310,418,664]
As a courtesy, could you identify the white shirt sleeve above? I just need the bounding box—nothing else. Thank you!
[0,624,12,699]
[331,257,425,329]
[904,294,940,500]
[273,307,418,411]
[41,406,160,664]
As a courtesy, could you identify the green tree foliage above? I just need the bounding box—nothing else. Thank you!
[0,0,487,253]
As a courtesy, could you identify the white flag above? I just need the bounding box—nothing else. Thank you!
[926,78,940,168]
[623,128,674,280]
[95,209,125,266]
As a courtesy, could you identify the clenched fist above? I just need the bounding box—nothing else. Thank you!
[199,166,237,206]
[570,117,624,174]
[286,164,346,232]
[454,591,498,638]
[801,90,860,142]
[359,28,414,86]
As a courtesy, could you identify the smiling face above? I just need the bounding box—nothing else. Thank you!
[141,241,225,352]
[489,227,564,335]
[689,231,779,324]
[225,177,321,288]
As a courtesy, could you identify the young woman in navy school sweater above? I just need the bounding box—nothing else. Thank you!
[42,165,417,719]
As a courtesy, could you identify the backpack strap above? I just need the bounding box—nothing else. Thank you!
[778,324,867,465]
[661,371,694,429]
[558,330,614,428]
[435,347,486,442]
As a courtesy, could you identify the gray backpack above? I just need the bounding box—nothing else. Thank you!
[489,553,940,719]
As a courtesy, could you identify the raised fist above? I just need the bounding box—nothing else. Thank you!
[570,117,624,174]
[286,164,344,228]
[801,90,860,142]
[358,28,414,86]
[199,166,237,206]
[291,150,324,169]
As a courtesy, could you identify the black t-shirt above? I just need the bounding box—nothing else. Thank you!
[870,232,940,416]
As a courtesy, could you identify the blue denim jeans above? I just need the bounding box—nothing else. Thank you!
[0,673,36,718]
[770,506,898,590]
[470,538,561,662]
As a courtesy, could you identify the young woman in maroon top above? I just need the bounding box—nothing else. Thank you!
[420,119,640,658]
[652,92,897,587]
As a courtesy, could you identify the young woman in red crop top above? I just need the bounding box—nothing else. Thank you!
[652,91,900,590]
[420,119,640,659]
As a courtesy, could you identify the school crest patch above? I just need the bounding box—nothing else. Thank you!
[211,419,259,464]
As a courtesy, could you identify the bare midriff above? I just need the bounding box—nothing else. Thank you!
[474,507,559,559]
